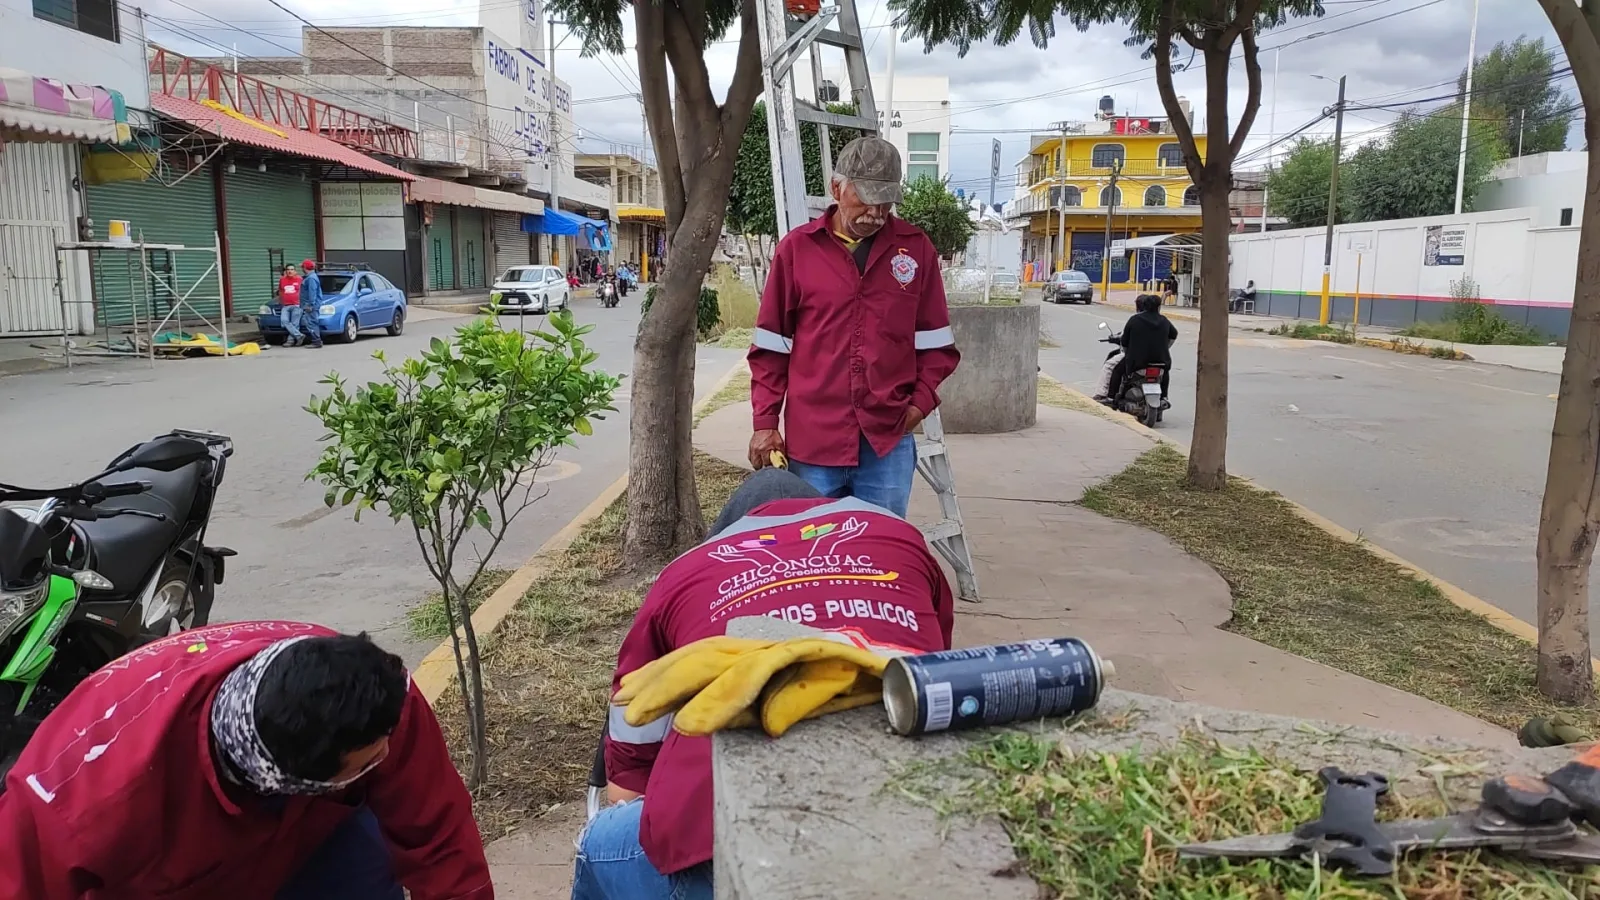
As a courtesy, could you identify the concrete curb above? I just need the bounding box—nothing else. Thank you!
[1039,375,1566,659]
[412,358,751,706]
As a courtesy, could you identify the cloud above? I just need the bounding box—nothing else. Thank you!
[139,0,1576,202]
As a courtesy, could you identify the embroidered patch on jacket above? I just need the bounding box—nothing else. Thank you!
[890,252,918,286]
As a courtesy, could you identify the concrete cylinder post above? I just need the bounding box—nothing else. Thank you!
[935,303,1040,434]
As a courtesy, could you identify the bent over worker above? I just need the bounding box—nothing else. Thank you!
[0,623,492,900]
[747,136,961,517]
[572,467,956,900]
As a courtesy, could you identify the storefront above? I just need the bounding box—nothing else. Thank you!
[0,68,123,335]
[83,167,222,327]
[526,207,611,278]
[408,176,543,294]
[224,167,316,310]
[491,210,532,274]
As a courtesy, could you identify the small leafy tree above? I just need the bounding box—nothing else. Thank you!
[897,174,977,257]
[307,313,619,787]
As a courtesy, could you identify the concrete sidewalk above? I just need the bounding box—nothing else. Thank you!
[484,399,1513,896]
[696,402,1512,746]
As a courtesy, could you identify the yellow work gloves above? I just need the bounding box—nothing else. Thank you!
[614,636,889,738]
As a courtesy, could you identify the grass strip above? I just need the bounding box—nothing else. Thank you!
[694,366,752,425]
[406,568,515,640]
[436,451,749,838]
[1077,443,1600,735]
[902,731,1597,898]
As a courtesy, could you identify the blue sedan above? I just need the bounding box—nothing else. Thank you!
[257,269,408,343]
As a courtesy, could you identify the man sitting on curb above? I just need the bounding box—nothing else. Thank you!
[572,466,957,900]
[0,623,492,900]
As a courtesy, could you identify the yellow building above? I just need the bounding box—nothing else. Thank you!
[1010,115,1207,288]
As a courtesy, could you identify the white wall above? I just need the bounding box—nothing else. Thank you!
[1229,207,1577,310]
[1478,155,1586,228]
[874,74,950,182]
[0,0,149,108]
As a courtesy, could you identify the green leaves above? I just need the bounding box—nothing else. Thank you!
[304,310,621,537]
[897,174,977,258]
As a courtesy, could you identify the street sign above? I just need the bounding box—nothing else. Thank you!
[990,139,1001,178]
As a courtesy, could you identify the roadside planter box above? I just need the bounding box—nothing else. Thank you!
[937,302,1040,434]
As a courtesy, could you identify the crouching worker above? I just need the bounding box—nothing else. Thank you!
[572,467,957,900]
[0,623,493,900]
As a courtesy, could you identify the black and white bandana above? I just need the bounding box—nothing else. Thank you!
[210,635,357,797]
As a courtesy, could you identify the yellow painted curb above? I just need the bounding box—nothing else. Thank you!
[413,358,750,706]
[1355,336,1474,361]
[1042,377,1573,661]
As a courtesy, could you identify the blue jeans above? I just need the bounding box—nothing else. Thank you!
[788,432,917,517]
[298,304,323,345]
[281,303,304,341]
[276,807,401,900]
[571,799,712,900]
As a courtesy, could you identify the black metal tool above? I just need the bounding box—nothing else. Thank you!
[1179,764,1600,873]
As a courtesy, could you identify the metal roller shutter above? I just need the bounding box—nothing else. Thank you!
[224,169,316,311]
[84,169,220,327]
[457,208,487,289]
[0,142,74,335]
[491,211,530,274]
[428,214,455,291]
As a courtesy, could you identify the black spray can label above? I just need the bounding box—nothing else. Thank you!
[882,637,1105,736]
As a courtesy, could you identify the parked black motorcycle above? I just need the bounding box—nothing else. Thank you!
[0,429,234,776]
[1096,322,1169,428]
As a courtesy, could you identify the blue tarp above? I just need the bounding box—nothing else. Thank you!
[522,208,610,245]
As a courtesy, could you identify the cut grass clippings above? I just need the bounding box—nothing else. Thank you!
[435,450,749,839]
[901,731,1598,899]
[1079,443,1600,737]
[405,568,516,640]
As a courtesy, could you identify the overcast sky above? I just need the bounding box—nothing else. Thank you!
[139,0,1574,201]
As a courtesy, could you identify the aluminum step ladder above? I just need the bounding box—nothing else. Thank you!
[753,0,980,601]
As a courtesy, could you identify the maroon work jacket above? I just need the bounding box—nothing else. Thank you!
[749,209,960,466]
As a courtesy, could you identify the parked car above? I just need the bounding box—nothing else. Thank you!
[490,265,572,315]
[1044,269,1095,304]
[989,271,1021,299]
[257,266,408,343]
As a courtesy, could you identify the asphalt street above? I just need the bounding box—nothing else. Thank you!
[1036,298,1569,629]
[0,301,744,665]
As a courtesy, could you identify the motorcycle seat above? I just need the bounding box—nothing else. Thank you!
[76,462,203,594]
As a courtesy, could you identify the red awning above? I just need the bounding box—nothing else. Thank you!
[150,94,414,181]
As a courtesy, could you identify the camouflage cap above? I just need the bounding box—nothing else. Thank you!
[834,136,903,206]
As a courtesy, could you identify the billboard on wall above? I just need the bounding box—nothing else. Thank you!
[483,27,573,196]
[1423,225,1466,267]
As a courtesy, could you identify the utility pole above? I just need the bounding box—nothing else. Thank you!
[549,17,564,267]
[883,22,897,141]
[1055,121,1068,274]
[1454,0,1480,216]
[1261,49,1279,233]
[1518,108,1527,174]
[1100,157,1120,303]
[1319,75,1346,326]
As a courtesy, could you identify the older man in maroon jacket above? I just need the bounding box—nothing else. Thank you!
[747,136,960,517]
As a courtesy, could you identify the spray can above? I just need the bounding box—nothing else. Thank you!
[881,637,1113,736]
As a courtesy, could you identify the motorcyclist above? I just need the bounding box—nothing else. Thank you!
[1103,293,1178,407]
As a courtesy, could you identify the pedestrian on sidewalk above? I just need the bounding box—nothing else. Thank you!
[0,623,493,900]
[278,264,306,347]
[298,260,324,349]
[575,467,956,900]
[747,136,961,517]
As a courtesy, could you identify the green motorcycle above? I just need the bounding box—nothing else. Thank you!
[0,430,235,777]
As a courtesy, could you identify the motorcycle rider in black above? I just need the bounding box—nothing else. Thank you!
[1105,293,1178,405]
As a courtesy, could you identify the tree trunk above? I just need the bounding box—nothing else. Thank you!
[624,179,733,562]
[1187,174,1232,488]
[1535,116,1600,704]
